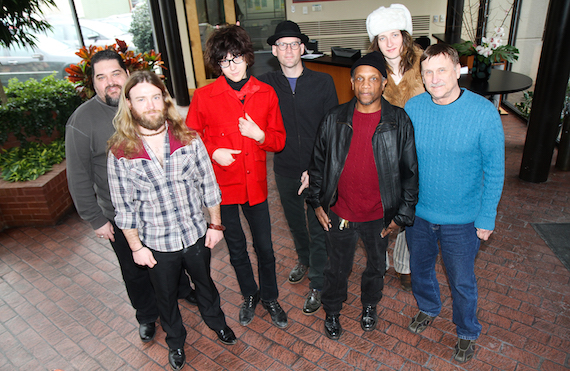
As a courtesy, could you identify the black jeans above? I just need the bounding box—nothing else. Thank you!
[110,220,193,325]
[275,173,327,290]
[221,200,278,301]
[321,210,388,314]
[148,236,227,350]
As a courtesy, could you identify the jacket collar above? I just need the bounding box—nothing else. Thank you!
[210,75,261,99]
[113,122,185,160]
[337,96,397,126]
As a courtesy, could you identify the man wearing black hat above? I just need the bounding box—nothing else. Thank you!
[258,21,338,315]
[306,51,418,339]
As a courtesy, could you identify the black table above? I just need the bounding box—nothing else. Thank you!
[459,69,533,96]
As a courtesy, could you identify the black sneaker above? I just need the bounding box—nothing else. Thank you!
[261,300,288,328]
[239,292,260,326]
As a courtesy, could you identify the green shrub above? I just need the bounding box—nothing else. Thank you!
[0,74,82,146]
[0,138,65,182]
[130,0,154,53]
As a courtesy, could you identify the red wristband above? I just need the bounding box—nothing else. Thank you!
[208,223,226,231]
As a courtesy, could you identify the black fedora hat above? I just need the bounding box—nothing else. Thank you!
[267,20,309,46]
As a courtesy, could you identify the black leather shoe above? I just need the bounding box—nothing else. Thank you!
[288,262,308,284]
[302,288,321,315]
[361,305,377,332]
[215,326,237,345]
[184,290,198,306]
[262,300,288,328]
[139,322,156,343]
[239,291,260,326]
[324,313,342,340]
[168,348,185,371]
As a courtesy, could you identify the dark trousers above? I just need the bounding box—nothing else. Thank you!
[109,220,193,325]
[148,236,227,350]
[275,173,327,290]
[221,200,278,301]
[321,210,388,314]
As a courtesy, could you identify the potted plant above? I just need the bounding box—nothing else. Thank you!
[65,40,164,100]
[453,27,519,81]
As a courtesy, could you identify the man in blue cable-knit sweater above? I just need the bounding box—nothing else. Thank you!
[404,44,504,363]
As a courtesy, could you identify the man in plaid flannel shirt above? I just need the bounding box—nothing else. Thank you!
[107,71,236,371]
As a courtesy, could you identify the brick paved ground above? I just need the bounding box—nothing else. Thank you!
[0,113,569,370]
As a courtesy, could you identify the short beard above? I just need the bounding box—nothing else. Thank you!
[105,94,120,107]
[133,109,166,131]
[104,84,122,107]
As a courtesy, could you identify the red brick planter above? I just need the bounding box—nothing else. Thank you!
[0,160,73,228]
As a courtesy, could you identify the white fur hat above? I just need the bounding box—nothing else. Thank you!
[366,4,413,42]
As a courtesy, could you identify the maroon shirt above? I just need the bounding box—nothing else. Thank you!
[331,109,384,222]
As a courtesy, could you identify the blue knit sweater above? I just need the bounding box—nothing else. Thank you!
[405,89,504,230]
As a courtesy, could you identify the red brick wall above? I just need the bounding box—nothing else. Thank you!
[0,160,74,229]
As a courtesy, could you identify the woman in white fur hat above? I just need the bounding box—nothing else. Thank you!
[366,3,425,292]
[366,3,425,108]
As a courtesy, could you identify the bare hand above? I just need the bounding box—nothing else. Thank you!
[238,113,265,143]
[315,206,332,231]
[298,171,309,195]
[205,229,223,248]
[133,247,157,268]
[213,148,242,166]
[476,228,493,241]
[94,221,115,242]
[381,220,400,238]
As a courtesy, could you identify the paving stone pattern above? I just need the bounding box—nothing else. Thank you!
[0,113,569,370]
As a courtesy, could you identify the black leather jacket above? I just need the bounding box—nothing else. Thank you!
[306,97,419,228]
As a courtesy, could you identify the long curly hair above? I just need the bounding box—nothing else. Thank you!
[369,30,416,76]
[108,71,196,158]
[204,24,255,76]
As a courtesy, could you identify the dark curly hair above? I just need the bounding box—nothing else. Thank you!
[368,30,416,76]
[204,25,255,76]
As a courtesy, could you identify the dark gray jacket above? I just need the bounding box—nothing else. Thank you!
[258,66,338,179]
[65,96,117,229]
[306,97,419,228]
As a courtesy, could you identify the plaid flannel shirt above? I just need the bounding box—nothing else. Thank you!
[108,127,221,252]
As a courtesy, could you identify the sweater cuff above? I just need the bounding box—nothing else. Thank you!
[90,215,110,231]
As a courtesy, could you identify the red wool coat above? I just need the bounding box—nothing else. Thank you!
[186,76,286,206]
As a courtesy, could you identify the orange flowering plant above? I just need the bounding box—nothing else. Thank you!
[65,39,165,100]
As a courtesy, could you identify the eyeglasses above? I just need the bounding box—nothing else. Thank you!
[275,41,301,51]
[219,55,244,68]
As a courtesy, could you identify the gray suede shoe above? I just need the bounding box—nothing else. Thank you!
[453,339,476,363]
[408,311,436,334]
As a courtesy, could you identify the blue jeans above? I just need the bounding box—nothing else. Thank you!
[406,216,482,340]
[221,200,279,301]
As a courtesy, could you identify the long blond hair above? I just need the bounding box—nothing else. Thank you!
[108,71,196,158]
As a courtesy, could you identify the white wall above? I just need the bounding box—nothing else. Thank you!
[286,0,448,34]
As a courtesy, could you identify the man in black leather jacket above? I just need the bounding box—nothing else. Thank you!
[306,52,418,340]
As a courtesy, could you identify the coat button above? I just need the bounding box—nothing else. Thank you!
[246,170,250,174]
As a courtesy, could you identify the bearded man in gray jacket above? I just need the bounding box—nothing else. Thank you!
[65,49,196,343]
